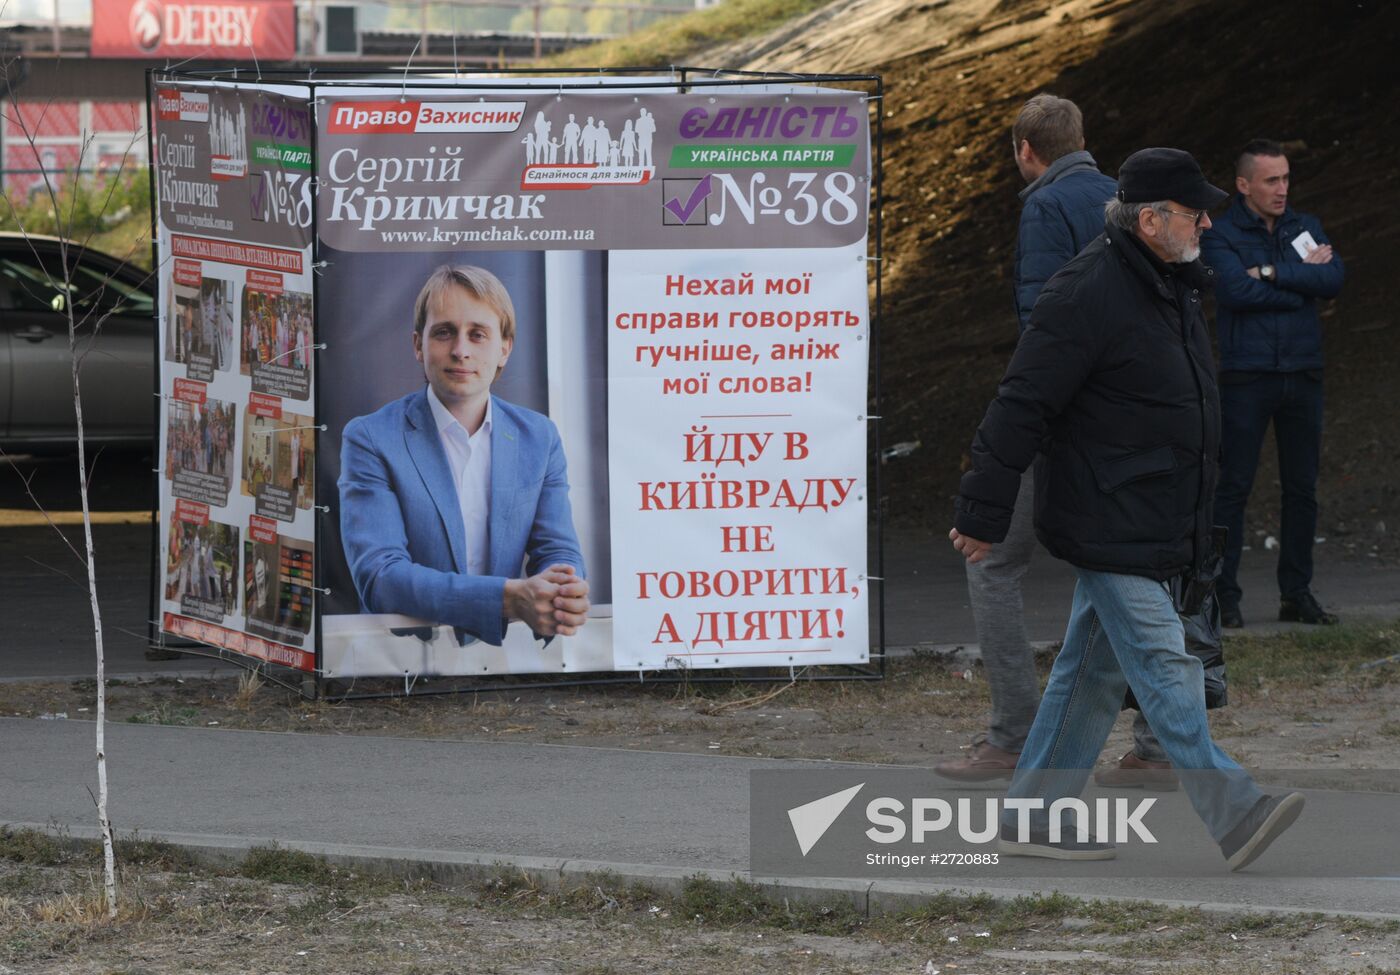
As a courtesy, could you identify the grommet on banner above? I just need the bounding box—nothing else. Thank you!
[314,504,331,513]
[309,585,332,596]
[312,343,328,351]
[318,424,328,432]
[311,260,332,271]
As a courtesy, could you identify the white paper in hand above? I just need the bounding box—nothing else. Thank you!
[1291,230,1319,258]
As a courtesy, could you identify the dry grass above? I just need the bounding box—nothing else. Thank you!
[232,669,263,710]
[1,842,1397,974]
[30,890,111,925]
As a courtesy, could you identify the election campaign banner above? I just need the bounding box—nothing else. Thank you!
[93,0,295,60]
[314,84,872,678]
[152,78,317,672]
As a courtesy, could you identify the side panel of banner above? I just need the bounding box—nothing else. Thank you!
[315,87,870,677]
[154,81,317,672]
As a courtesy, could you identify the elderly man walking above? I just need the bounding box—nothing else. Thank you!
[951,148,1302,870]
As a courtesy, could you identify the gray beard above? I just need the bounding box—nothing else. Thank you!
[1166,238,1201,264]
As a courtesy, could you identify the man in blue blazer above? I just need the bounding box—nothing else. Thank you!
[338,265,589,646]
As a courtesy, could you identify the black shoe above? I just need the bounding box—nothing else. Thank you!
[997,823,1116,861]
[1220,793,1305,871]
[1279,591,1338,625]
[1219,599,1244,629]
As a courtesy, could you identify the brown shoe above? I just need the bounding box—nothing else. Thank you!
[1093,751,1179,791]
[935,734,1021,782]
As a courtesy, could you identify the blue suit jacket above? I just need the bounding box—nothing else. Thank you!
[337,388,585,646]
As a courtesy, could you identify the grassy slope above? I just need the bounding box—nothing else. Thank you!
[541,0,835,68]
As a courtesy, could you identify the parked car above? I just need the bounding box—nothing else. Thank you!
[0,232,155,450]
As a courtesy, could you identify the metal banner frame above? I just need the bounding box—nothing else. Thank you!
[146,66,886,700]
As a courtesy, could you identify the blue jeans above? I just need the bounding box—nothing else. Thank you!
[964,470,1164,759]
[1004,568,1261,843]
[1214,371,1324,604]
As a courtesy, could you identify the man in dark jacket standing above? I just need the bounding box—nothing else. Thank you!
[951,149,1302,870]
[938,94,1171,789]
[1201,140,1345,628]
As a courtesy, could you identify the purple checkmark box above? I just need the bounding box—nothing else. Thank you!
[664,175,712,223]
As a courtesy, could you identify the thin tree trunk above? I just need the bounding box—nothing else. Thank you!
[71,332,117,919]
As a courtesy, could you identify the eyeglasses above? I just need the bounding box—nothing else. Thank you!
[1161,206,1208,227]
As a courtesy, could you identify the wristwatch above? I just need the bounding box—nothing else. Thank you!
[1259,264,1276,282]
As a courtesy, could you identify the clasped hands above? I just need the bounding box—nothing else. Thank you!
[504,565,590,637]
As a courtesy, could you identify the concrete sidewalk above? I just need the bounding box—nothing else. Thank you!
[5,718,1399,920]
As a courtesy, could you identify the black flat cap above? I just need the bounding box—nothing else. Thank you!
[1116,147,1229,209]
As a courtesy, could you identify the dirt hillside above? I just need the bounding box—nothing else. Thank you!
[714,0,1400,562]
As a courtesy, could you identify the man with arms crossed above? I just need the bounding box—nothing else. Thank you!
[339,265,589,646]
[951,149,1302,870]
[938,94,1171,790]
[1201,140,1345,628]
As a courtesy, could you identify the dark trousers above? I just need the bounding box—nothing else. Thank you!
[1213,370,1324,604]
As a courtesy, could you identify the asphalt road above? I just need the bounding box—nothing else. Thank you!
[0,449,237,679]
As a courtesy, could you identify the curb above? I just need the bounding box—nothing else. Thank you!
[10,820,1400,924]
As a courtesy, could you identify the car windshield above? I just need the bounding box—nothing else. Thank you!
[0,253,153,318]
[68,259,155,317]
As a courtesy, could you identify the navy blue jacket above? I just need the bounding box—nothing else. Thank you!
[1200,195,1345,372]
[1014,151,1118,331]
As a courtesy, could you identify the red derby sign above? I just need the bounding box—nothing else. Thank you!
[92,0,295,59]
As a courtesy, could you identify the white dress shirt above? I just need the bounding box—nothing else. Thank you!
[426,387,492,577]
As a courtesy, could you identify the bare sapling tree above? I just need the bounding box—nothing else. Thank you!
[2,65,156,920]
